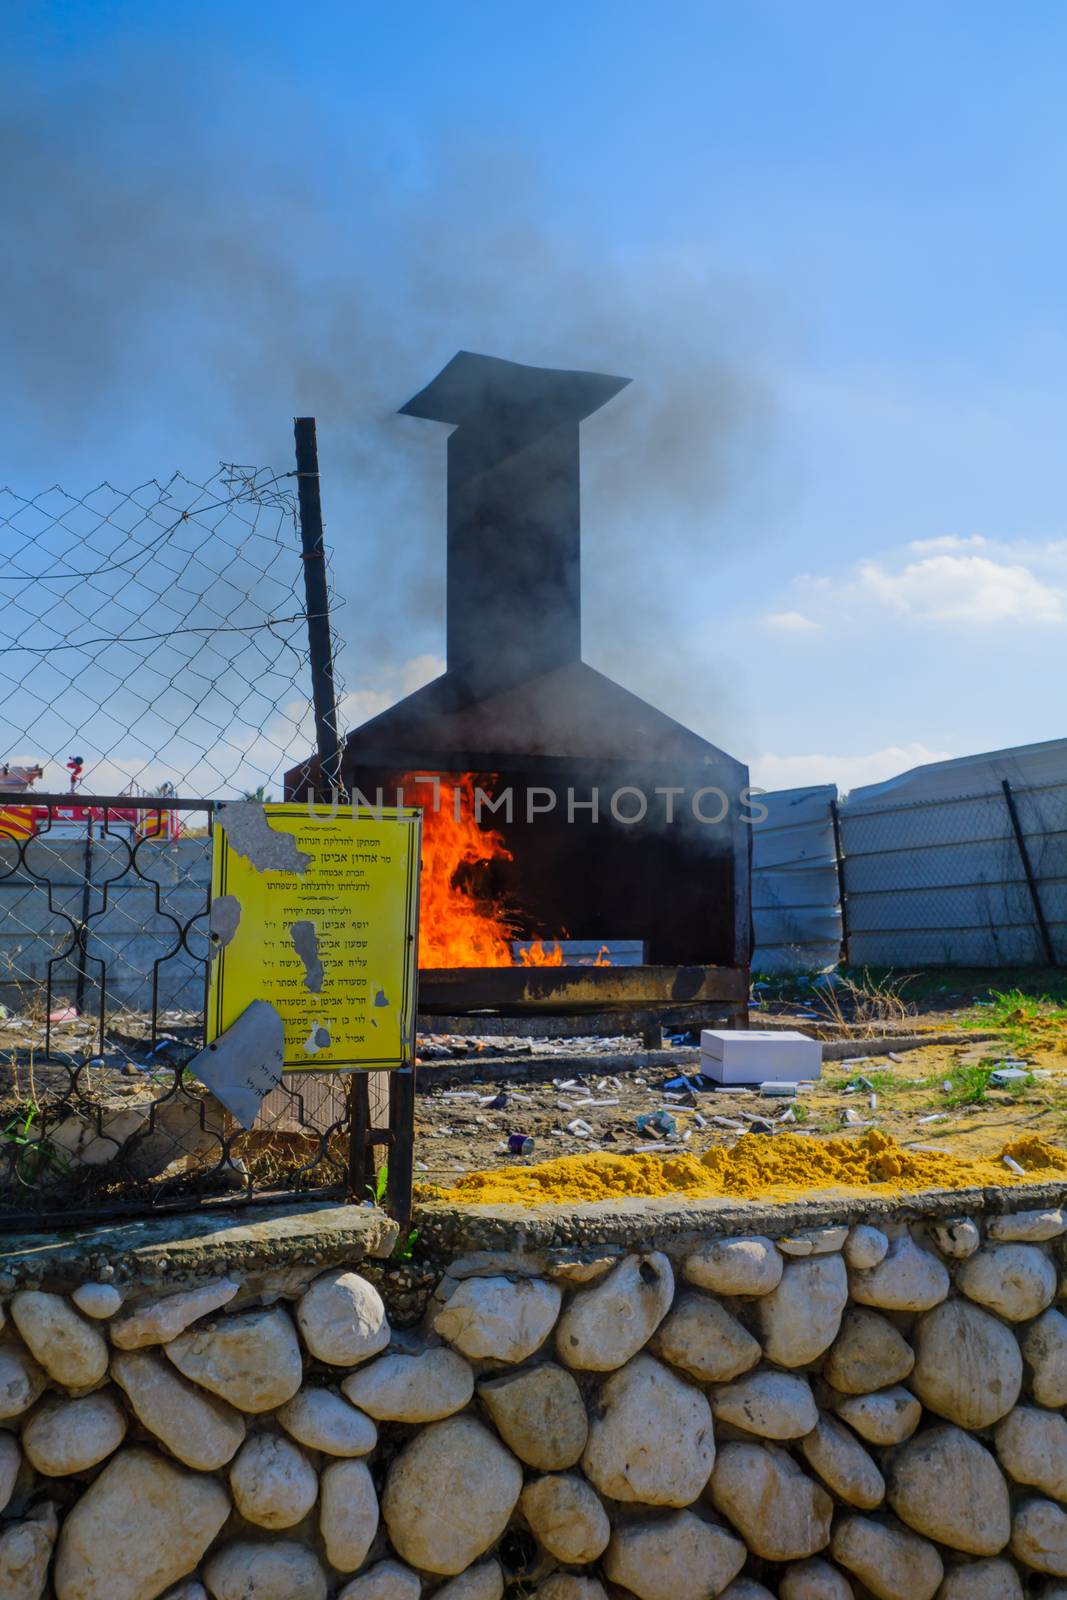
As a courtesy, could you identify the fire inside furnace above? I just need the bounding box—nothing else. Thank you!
[398,772,611,970]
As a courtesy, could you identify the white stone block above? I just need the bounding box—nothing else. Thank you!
[700,1029,822,1084]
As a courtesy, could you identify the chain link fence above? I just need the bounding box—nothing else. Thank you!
[838,778,1067,968]
[0,447,400,1226]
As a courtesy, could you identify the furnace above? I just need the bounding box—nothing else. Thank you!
[289,352,752,1035]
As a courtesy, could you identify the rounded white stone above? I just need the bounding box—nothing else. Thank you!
[911,1300,1022,1428]
[684,1235,783,1297]
[166,1305,303,1412]
[958,1243,1057,1322]
[709,1440,833,1561]
[581,1351,714,1505]
[71,1283,123,1320]
[341,1347,473,1422]
[831,1513,943,1600]
[649,1291,760,1382]
[0,1504,57,1600]
[777,1226,848,1257]
[824,1308,915,1395]
[930,1218,981,1259]
[203,1539,327,1600]
[276,1385,377,1455]
[433,1275,561,1362]
[53,1447,231,1600]
[844,1225,889,1270]
[1011,1497,1067,1575]
[110,1280,238,1349]
[382,1415,521,1576]
[834,1386,921,1446]
[603,1509,746,1600]
[0,1338,45,1420]
[336,1560,421,1600]
[319,1457,379,1573]
[476,1362,587,1469]
[229,1432,318,1529]
[989,1208,1067,1242]
[296,1269,390,1367]
[112,1349,246,1470]
[21,1389,126,1476]
[719,1582,776,1600]
[10,1289,108,1388]
[431,1561,503,1600]
[757,1254,848,1367]
[799,1414,885,1509]
[710,1369,818,1439]
[936,1558,1024,1599]
[997,1406,1067,1500]
[1023,1308,1067,1408]
[519,1473,610,1563]
[779,1557,855,1599]
[0,1431,21,1512]
[849,1233,949,1312]
[555,1251,673,1370]
[886,1423,1011,1555]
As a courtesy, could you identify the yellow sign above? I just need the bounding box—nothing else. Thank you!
[207,803,421,1071]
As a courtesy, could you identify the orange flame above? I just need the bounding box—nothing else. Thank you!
[400,772,564,969]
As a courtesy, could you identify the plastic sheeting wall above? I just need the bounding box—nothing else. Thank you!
[750,784,842,972]
[839,738,1067,969]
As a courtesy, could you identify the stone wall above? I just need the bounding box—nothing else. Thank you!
[4,1189,1067,1598]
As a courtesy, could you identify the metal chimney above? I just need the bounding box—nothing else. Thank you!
[400,351,629,697]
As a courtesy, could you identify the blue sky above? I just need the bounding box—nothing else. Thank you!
[4,2,1067,794]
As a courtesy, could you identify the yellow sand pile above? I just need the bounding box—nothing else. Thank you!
[417,1129,1067,1207]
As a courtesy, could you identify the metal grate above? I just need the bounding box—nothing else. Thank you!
[0,795,400,1224]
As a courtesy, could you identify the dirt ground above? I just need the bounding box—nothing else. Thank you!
[414,971,1067,1185]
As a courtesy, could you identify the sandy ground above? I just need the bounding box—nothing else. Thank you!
[414,1009,1067,1184]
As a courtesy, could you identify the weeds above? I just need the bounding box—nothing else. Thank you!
[809,969,917,1036]
[962,987,1067,1054]
[939,1060,1035,1109]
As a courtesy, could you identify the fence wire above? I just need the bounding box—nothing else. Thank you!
[0,459,406,1226]
[0,464,344,800]
[839,779,1067,968]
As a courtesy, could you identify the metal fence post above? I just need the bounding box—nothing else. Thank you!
[830,797,849,965]
[1002,778,1057,966]
[294,417,344,799]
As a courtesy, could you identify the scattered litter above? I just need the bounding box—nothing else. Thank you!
[566,1119,595,1139]
[1003,1154,1027,1176]
[481,1092,509,1109]
[917,1113,948,1124]
[507,1133,535,1156]
[48,1006,78,1023]
[635,1110,677,1137]
[942,1080,954,1093]
[869,1094,878,1111]
[712,1116,747,1130]
[415,1160,429,1171]
[759,1081,797,1097]
[887,1053,902,1063]
[989,1068,1031,1088]
[778,1106,797,1124]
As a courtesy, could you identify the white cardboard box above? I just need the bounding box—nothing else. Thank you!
[700,1028,822,1085]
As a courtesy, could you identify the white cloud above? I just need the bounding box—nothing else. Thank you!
[764,610,821,632]
[857,553,1064,624]
[778,535,1067,630]
[749,742,955,793]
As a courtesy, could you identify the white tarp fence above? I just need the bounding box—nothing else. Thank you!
[751,736,1067,971]
[750,784,842,973]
